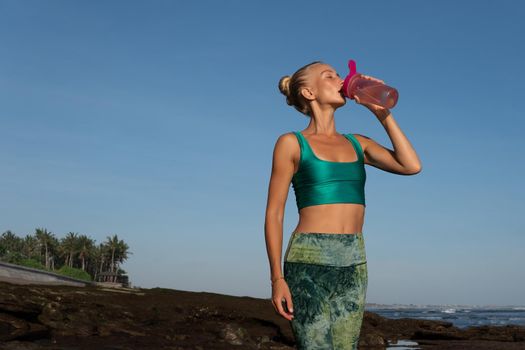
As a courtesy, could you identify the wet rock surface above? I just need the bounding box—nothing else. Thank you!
[1,281,524,349]
[361,312,525,349]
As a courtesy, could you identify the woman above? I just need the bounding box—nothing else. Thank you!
[264,60,422,349]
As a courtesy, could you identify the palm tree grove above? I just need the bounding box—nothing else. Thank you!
[0,228,132,285]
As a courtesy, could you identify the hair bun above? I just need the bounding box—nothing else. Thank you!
[277,60,322,117]
[278,75,291,97]
[278,75,293,106]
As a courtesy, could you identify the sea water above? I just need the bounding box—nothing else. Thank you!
[367,304,525,329]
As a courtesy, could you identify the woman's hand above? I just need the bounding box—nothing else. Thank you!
[359,73,385,85]
[271,279,294,321]
[353,74,391,119]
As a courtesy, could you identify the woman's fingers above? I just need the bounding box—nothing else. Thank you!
[282,297,294,320]
[285,295,294,316]
[276,298,293,321]
[272,294,294,321]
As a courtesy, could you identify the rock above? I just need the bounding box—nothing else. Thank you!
[413,329,468,340]
[219,322,249,345]
[0,281,524,349]
[0,313,49,342]
[258,335,271,344]
[0,340,45,350]
[359,331,386,347]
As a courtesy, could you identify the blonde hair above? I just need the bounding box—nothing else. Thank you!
[278,61,323,117]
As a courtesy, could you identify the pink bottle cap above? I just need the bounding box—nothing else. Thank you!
[342,59,358,99]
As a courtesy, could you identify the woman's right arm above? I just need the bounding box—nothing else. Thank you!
[264,133,297,320]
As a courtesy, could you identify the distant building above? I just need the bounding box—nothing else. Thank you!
[96,271,129,288]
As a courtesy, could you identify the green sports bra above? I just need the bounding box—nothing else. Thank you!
[291,131,366,212]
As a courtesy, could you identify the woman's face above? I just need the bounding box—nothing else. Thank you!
[303,63,346,108]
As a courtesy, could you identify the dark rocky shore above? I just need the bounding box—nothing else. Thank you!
[1,281,524,349]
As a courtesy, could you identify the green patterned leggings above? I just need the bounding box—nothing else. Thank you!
[283,231,368,350]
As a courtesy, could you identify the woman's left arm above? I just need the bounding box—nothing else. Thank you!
[353,86,422,175]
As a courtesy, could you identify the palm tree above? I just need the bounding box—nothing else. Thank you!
[47,234,60,270]
[103,234,133,282]
[59,232,79,268]
[93,242,110,281]
[77,234,95,271]
[105,234,120,274]
[1,229,130,280]
[0,230,23,257]
[22,234,40,260]
[0,230,24,263]
[115,239,132,282]
[34,228,59,269]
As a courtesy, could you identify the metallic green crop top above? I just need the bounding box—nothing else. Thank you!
[291,131,366,212]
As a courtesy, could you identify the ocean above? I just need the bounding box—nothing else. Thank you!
[366,304,525,329]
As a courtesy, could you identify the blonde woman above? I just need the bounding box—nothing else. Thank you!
[264,61,421,349]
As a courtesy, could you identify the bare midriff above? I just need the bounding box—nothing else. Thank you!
[292,203,365,235]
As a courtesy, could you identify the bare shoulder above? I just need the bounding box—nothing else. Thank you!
[352,133,370,151]
[274,132,299,152]
[276,131,298,143]
[272,132,300,163]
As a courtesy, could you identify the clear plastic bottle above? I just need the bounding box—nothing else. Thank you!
[342,59,398,109]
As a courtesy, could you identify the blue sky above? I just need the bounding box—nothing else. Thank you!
[1,1,524,306]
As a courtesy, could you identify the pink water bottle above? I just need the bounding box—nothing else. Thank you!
[342,59,398,109]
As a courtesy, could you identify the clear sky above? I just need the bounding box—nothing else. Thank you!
[1,1,524,306]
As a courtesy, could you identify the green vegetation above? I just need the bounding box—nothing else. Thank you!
[0,228,132,283]
[19,258,47,270]
[57,265,93,281]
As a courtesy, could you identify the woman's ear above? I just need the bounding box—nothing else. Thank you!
[300,86,315,101]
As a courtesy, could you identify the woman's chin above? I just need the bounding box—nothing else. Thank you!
[335,98,347,108]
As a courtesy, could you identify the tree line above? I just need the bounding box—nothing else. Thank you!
[0,228,131,282]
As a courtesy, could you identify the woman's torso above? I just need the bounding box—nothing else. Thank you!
[293,203,364,235]
[291,131,366,235]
